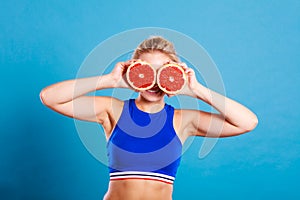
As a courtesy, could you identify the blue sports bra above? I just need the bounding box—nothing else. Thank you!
[107,99,182,184]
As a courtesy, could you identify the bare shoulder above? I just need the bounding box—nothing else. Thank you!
[173,109,200,127]
[173,109,200,144]
[95,96,124,108]
[173,109,207,141]
[107,97,125,119]
[94,96,124,121]
[94,96,124,138]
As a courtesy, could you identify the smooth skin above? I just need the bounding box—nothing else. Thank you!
[40,51,258,200]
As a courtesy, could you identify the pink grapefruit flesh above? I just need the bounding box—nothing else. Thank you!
[157,64,186,94]
[126,61,156,91]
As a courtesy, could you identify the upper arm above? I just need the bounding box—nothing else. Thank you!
[182,110,250,138]
[43,95,121,123]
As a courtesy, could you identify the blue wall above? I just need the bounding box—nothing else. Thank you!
[1,0,299,199]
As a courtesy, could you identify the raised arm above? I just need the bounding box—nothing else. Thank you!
[179,63,258,138]
[39,60,133,123]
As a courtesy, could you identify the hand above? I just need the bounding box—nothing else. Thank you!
[110,59,138,89]
[175,62,202,97]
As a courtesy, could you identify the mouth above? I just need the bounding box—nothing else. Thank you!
[145,85,163,95]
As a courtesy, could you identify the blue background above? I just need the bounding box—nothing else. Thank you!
[1,0,299,199]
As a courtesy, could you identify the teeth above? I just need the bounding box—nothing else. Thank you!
[147,85,161,93]
[148,89,160,93]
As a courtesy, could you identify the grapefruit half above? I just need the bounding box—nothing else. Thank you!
[157,64,186,94]
[126,61,156,91]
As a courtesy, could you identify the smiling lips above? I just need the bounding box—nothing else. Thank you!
[146,85,162,94]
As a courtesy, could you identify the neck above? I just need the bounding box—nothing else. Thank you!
[135,96,165,113]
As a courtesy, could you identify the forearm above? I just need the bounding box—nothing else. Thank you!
[40,74,118,106]
[190,83,258,131]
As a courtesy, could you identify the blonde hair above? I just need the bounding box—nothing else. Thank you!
[132,36,180,62]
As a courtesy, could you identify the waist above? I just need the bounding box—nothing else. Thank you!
[109,171,175,185]
[105,178,173,200]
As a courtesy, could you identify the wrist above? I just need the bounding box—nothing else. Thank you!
[107,73,130,89]
[95,74,119,89]
[188,82,208,99]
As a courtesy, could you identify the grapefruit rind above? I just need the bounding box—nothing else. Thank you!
[157,64,186,94]
[126,61,156,91]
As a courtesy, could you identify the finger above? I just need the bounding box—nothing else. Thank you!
[180,62,188,68]
[186,69,195,77]
[124,60,134,66]
[116,62,126,69]
[184,68,192,73]
[180,63,191,74]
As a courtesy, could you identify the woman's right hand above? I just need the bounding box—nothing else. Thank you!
[110,59,137,88]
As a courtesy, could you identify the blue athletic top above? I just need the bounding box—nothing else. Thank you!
[107,99,182,184]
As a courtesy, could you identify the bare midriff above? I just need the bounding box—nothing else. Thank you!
[103,179,173,200]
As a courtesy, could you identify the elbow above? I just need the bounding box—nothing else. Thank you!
[243,115,259,133]
[39,88,53,107]
[39,88,48,106]
[221,115,258,138]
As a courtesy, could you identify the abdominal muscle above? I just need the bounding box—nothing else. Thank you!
[103,179,173,200]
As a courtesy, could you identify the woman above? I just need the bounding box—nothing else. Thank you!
[40,36,258,200]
